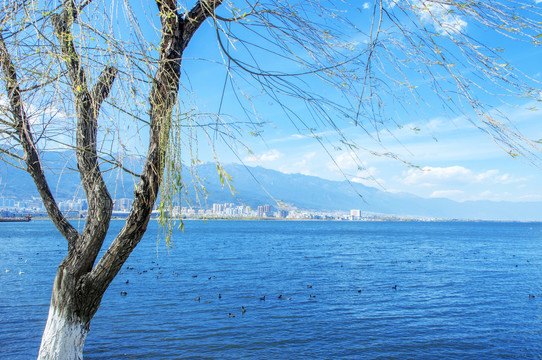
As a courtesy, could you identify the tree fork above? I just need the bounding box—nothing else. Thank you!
[52,3,117,270]
[37,2,120,357]
[89,0,224,298]
[2,0,223,358]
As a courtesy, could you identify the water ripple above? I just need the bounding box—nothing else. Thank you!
[0,220,541,359]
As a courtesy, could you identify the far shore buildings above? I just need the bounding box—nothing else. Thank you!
[1,195,364,221]
[257,204,272,217]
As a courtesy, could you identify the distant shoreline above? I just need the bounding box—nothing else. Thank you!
[23,216,542,223]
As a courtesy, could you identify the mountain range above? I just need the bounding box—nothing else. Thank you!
[1,154,541,221]
[189,163,542,221]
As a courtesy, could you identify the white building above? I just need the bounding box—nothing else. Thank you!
[350,209,362,220]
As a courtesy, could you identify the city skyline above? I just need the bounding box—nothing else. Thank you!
[0,196,364,221]
[3,159,542,221]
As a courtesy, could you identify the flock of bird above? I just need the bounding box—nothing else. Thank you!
[116,260,453,319]
[5,254,537,320]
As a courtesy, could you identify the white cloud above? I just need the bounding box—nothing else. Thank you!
[384,1,468,34]
[516,193,542,201]
[363,2,370,9]
[430,189,522,202]
[465,190,516,202]
[268,133,308,143]
[402,166,470,185]
[429,187,542,202]
[401,114,472,135]
[325,152,386,186]
[328,151,359,172]
[0,94,75,151]
[413,1,468,35]
[284,152,317,175]
[401,166,525,186]
[384,0,398,8]
[351,166,387,187]
[244,149,284,163]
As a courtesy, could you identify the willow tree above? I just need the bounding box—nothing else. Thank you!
[0,0,541,358]
[1,0,223,357]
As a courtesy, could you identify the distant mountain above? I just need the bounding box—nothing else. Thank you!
[1,153,541,221]
[187,163,542,221]
[0,152,140,201]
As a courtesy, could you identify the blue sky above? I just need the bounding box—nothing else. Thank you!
[5,1,540,205]
[158,1,542,204]
[237,103,542,202]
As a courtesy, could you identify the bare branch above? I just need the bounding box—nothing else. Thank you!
[0,147,25,163]
[52,3,115,270]
[90,65,118,118]
[0,32,79,245]
[182,0,224,51]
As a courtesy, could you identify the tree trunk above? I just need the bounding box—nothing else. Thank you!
[2,1,223,358]
[37,258,98,360]
[38,305,88,360]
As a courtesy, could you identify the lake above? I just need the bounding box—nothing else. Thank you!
[1,220,541,359]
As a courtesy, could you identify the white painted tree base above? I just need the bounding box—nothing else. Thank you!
[38,306,88,360]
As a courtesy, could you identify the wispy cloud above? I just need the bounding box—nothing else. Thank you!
[402,166,525,187]
[267,133,307,144]
[430,187,542,202]
[351,166,386,187]
[244,149,284,163]
[385,1,467,35]
[0,94,76,151]
[430,189,504,202]
[328,151,359,172]
[280,152,317,176]
[413,1,468,35]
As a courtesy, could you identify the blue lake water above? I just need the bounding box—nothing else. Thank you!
[1,220,541,359]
